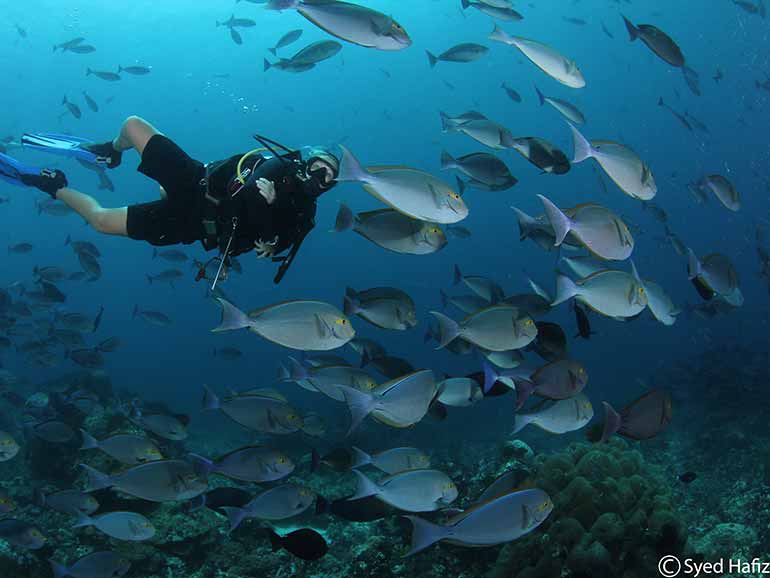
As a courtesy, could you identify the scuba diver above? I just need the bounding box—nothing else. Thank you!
[0,116,340,284]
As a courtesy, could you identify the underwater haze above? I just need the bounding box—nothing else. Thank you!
[1,0,770,576]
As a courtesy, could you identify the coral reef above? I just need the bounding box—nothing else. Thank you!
[490,439,689,578]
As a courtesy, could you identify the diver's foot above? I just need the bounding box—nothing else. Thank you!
[83,141,122,168]
[20,169,68,198]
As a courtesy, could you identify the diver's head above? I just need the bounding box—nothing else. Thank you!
[304,147,339,196]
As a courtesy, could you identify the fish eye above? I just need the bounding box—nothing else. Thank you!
[336,318,348,325]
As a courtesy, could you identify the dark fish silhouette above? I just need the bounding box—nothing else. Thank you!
[269,529,328,560]
[600,390,673,442]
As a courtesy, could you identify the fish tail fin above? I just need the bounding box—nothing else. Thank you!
[515,380,536,410]
[286,355,309,382]
[211,298,252,333]
[568,122,593,163]
[315,494,330,514]
[310,448,321,473]
[72,511,94,529]
[49,560,69,578]
[600,401,622,443]
[337,144,368,183]
[340,386,376,435]
[428,311,460,350]
[146,274,152,284]
[350,469,380,500]
[452,264,463,285]
[426,50,438,68]
[439,150,455,170]
[439,111,452,132]
[455,175,467,196]
[79,463,112,491]
[657,97,664,107]
[221,506,248,532]
[535,85,545,106]
[512,413,533,434]
[64,235,71,246]
[188,453,216,477]
[332,203,354,233]
[268,47,277,56]
[439,289,449,311]
[201,385,220,411]
[461,0,471,8]
[277,361,289,381]
[511,206,536,241]
[131,305,138,318]
[263,58,272,72]
[488,24,506,43]
[33,488,46,508]
[686,248,701,280]
[350,445,371,469]
[423,323,436,344]
[482,360,500,394]
[79,428,98,450]
[86,68,93,76]
[622,15,638,41]
[538,194,571,246]
[526,275,553,302]
[404,515,445,557]
[552,275,579,307]
[268,529,283,552]
[343,287,360,316]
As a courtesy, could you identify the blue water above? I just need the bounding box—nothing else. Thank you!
[1,0,768,563]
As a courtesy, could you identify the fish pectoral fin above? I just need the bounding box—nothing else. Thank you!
[266,409,277,430]
[370,16,391,35]
[613,220,628,246]
[567,370,578,390]
[315,313,331,338]
[427,183,444,209]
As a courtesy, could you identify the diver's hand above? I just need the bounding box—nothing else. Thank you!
[254,237,278,259]
[256,178,276,205]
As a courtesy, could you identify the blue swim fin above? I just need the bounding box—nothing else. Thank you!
[0,151,67,196]
[0,151,40,186]
[21,132,102,164]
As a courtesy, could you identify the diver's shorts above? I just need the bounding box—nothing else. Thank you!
[127,135,205,246]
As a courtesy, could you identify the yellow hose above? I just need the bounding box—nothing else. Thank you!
[235,148,269,185]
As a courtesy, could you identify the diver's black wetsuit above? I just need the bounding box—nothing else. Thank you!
[127,135,316,257]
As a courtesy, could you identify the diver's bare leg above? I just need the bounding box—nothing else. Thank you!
[55,187,128,236]
[111,116,161,156]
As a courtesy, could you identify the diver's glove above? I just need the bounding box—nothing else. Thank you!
[256,178,276,205]
[83,141,123,169]
[20,169,68,197]
[254,237,278,259]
